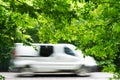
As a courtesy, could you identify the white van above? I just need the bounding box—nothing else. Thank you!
[11,43,98,76]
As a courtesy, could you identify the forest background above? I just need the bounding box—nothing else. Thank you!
[0,0,120,77]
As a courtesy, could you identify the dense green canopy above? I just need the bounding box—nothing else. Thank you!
[0,0,120,76]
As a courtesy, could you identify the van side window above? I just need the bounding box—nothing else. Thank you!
[40,46,53,57]
[64,47,75,56]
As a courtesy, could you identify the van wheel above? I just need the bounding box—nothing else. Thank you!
[22,65,30,71]
[75,65,90,77]
[19,65,33,77]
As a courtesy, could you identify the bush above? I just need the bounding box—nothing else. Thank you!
[0,75,5,80]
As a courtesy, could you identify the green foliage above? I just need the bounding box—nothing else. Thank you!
[0,0,37,71]
[0,75,5,80]
[0,0,120,76]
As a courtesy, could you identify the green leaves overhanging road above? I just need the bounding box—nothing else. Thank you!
[0,0,120,77]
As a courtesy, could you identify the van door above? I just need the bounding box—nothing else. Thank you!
[31,45,59,72]
[53,46,80,71]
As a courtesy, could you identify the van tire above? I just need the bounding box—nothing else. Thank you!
[21,65,31,72]
[75,65,90,77]
[19,65,33,77]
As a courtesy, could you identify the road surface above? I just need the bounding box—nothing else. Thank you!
[0,72,113,80]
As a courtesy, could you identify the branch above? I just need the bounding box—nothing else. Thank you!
[0,4,10,10]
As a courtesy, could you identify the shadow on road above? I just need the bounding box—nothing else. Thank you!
[17,74,90,78]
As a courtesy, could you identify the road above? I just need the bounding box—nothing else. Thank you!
[0,72,113,80]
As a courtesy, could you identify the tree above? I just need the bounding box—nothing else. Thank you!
[0,0,37,71]
[0,0,120,77]
[36,0,120,73]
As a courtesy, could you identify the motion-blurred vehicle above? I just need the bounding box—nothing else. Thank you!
[11,43,98,76]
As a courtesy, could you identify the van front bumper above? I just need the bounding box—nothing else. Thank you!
[84,65,98,72]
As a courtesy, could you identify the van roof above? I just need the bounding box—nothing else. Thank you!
[15,43,76,50]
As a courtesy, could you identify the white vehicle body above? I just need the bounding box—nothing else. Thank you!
[12,43,98,76]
